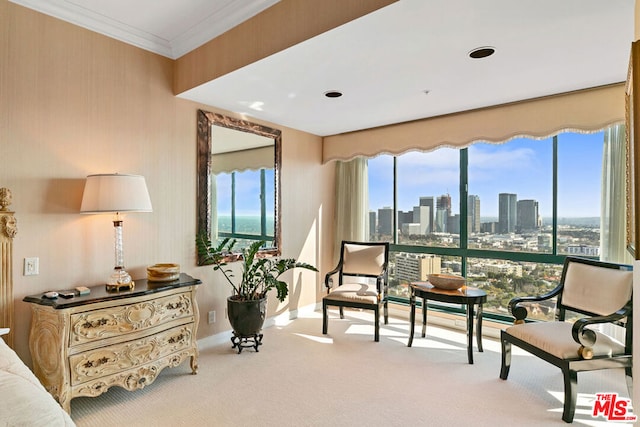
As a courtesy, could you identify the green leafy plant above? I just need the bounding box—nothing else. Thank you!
[197,236,317,302]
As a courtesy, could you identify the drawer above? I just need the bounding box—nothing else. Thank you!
[69,323,195,385]
[70,291,194,346]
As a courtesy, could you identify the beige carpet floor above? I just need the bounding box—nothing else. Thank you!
[70,310,633,427]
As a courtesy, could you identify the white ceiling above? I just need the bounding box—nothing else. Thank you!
[11,0,636,137]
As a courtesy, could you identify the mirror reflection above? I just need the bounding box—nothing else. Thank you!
[197,110,281,265]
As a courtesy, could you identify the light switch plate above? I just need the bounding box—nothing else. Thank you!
[24,257,39,276]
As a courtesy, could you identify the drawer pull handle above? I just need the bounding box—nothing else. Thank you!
[168,333,185,344]
[83,356,110,368]
[82,318,109,329]
[166,302,183,310]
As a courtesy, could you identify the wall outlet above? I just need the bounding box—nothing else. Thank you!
[24,257,39,276]
[208,310,216,324]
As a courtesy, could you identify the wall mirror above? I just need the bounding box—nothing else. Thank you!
[197,109,281,265]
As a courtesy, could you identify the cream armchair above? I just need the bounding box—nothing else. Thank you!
[500,256,633,423]
[322,241,389,342]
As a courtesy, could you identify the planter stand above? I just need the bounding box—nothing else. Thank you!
[231,331,263,353]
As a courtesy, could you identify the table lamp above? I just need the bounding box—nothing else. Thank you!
[80,173,152,291]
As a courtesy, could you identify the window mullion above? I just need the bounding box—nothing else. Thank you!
[231,171,236,234]
[552,135,558,255]
[460,148,468,275]
[393,156,398,244]
[260,169,266,237]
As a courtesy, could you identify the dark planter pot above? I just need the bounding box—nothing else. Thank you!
[227,296,267,337]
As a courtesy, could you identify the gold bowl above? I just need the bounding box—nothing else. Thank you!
[147,263,180,282]
[428,273,466,290]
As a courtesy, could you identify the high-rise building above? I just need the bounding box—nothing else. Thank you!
[412,205,431,235]
[468,195,480,233]
[437,194,451,217]
[517,199,539,231]
[419,196,435,233]
[498,193,517,233]
[378,207,393,236]
[369,211,377,239]
[397,210,413,235]
[448,214,460,234]
[435,209,448,232]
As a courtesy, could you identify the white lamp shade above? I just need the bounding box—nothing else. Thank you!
[80,174,152,213]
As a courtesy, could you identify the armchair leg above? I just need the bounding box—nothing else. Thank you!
[322,300,328,335]
[383,300,389,325]
[499,337,511,380]
[374,307,380,342]
[562,368,578,423]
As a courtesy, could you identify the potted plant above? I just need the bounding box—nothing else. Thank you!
[197,236,317,352]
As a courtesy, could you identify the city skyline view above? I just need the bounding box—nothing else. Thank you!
[368,132,604,218]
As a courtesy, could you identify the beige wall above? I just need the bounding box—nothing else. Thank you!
[0,1,335,364]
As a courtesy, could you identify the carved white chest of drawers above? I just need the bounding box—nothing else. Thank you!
[24,274,201,413]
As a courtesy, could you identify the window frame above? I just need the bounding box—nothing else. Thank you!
[381,134,599,323]
[217,168,275,244]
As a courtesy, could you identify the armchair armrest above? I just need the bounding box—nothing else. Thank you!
[376,267,389,295]
[508,285,563,322]
[324,264,342,290]
[571,301,632,354]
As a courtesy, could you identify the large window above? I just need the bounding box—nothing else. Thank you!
[215,168,275,249]
[367,131,605,320]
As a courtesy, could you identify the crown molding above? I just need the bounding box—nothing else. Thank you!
[9,0,279,59]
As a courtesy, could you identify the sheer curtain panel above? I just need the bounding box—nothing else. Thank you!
[334,157,369,261]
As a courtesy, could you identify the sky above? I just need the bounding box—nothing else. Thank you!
[368,131,605,218]
[215,131,605,219]
[216,169,274,216]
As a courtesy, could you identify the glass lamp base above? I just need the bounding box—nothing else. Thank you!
[106,269,135,292]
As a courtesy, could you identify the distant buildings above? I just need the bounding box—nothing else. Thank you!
[468,195,481,233]
[378,206,393,236]
[395,253,441,282]
[498,193,517,233]
[517,199,539,231]
[372,191,543,240]
[566,244,600,257]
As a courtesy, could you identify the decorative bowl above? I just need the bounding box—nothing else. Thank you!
[428,273,466,290]
[147,263,180,282]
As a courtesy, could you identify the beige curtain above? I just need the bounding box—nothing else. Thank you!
[601,124,633,264]
[334,157,369,261]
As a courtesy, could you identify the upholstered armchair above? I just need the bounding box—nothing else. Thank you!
[500,256,633,423]
[322,241,389,342]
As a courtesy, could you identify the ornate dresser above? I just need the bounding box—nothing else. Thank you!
[23,273,201,413]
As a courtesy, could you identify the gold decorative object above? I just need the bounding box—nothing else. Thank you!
[147,263,180,282]
[0,188,12,211]
[428,273,466,290]
[0,188,16,347]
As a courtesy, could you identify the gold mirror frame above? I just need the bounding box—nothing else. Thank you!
[626,41,640,259]
[196,109,282,265]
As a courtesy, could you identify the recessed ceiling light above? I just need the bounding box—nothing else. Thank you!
[468,46,495,59]
[324,90,343,98]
